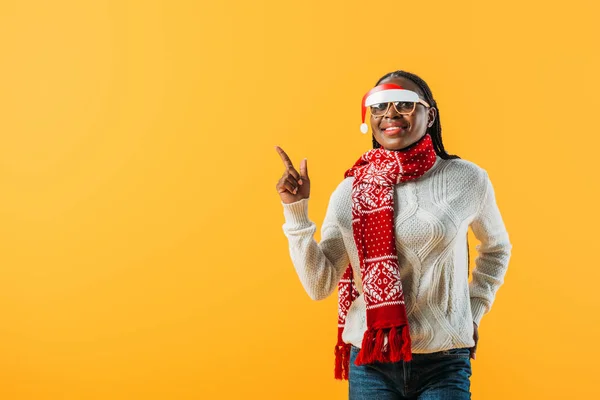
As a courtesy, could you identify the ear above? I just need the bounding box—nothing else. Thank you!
[427,107,437,128]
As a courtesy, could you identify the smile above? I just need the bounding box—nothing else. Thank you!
[382,126,407,135]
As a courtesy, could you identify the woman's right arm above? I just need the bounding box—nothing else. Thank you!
[275,146,350,301]
[281,195,350,301]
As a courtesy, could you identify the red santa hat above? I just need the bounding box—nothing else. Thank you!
[360,83,422,134]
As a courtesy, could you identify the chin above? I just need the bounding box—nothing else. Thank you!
[375,135,409,150]
[377,131,424,150]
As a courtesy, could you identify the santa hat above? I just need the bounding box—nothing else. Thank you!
[360,83,422,134]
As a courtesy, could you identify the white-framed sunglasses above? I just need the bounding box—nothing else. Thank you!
[369,99,430,117]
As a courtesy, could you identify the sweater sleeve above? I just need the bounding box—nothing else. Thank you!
[281,190,350,301]
[469,171,513,326]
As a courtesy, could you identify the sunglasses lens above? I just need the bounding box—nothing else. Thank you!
[394,102,416,113]
[370,103,388,116]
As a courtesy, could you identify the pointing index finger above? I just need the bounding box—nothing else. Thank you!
[275,146,294,169]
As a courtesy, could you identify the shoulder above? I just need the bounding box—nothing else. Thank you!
[439,157,488,178]
[434,157,490,196]
[438,157,489,180]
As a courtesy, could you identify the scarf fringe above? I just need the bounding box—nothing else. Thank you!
[334,343,351,380]
[354,325,412,365]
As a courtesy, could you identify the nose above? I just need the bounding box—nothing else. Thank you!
[383,103,402,119]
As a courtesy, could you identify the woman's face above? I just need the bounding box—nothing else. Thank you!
[370,76,437,151]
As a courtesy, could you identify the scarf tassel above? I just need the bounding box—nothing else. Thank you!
[334,343,351,380]
[354,325,412,365]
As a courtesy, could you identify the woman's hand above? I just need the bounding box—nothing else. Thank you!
[470,322,479,360]
[275,146,310,204]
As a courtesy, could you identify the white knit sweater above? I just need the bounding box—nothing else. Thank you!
[281,155,512,353]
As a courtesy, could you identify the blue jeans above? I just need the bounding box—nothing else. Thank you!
[348,345,472,400]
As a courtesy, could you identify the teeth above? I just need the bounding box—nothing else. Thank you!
[385,127,403,130]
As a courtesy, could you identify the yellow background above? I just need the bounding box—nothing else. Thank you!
[0,0,598,398]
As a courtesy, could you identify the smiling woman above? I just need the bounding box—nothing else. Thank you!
[368,72,454,157]
[275,70,512,400]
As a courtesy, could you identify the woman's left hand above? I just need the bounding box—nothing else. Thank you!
[470,322,479,360]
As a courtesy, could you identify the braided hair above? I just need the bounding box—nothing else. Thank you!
[372,70,460,161]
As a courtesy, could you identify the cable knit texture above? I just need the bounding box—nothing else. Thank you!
[281,155,512,353]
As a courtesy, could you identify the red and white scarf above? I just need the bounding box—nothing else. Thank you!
[334,133,438,380]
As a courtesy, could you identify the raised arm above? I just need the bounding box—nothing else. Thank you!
[275,146,350,301]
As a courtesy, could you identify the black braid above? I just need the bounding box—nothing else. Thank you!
[371,71,471,275]
[371,70,460,161]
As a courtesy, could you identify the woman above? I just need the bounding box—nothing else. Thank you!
[275,70,512,400]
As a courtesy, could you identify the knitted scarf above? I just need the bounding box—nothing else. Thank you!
[334,133,438,380]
